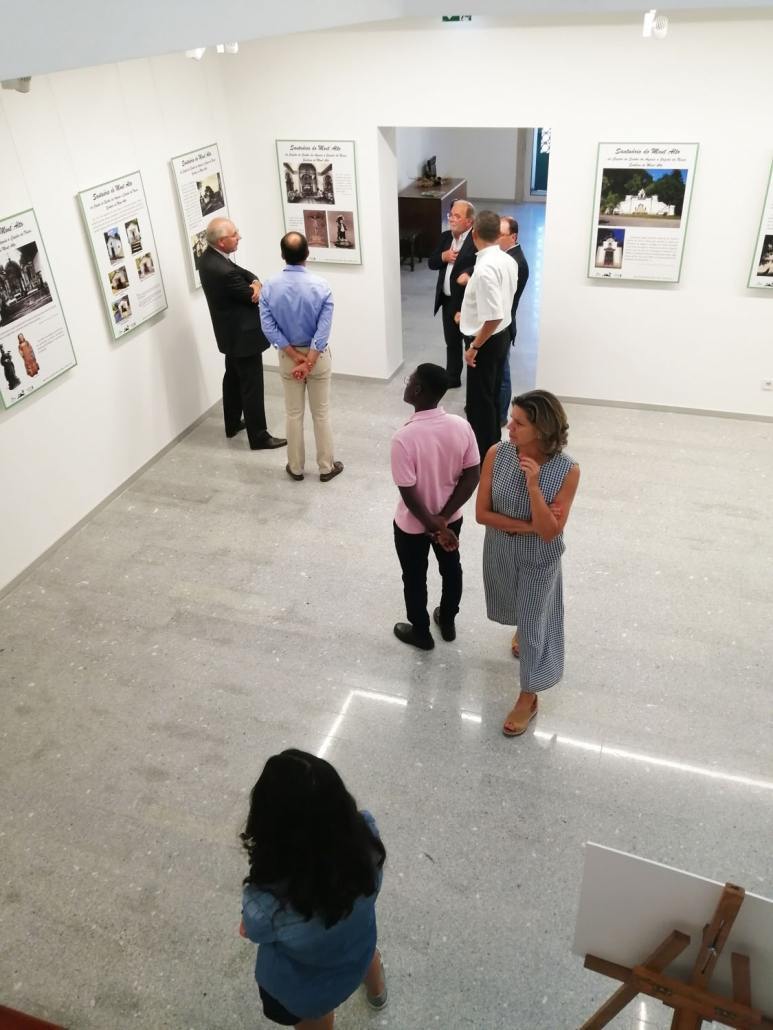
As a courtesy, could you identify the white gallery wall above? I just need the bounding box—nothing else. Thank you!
[3,12,773,591]
[217,15,773,422]
[0,55,243,589]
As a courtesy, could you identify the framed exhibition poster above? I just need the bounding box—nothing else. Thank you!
[78,171,167,339]
[588,142,698,283]
[748,161,773,289]
[170,143,229,288]
[276,140,362,265]
[0,208,76,410]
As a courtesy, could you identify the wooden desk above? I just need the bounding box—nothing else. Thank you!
[397,177,467,259]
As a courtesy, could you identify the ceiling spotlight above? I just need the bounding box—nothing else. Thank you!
[643,9,668,38]
[1,76,31,93]
[184,47,206,60]
[225,42,239,54]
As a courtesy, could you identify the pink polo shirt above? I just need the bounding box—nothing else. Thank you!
[391,407,481,534]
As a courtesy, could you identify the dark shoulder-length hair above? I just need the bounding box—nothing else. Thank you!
[512,389,569,458]
[241,749,386,928]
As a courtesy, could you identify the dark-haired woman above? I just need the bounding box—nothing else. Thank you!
[477,390,580,737]
[239,749,387,1029]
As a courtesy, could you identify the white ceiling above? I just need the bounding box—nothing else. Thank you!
[2,1,773,82]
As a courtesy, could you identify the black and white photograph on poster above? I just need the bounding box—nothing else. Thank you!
[191,230,208,270]
[757,235,773,276]
[748,162,773,289]
[283,161,335,205]
[594,228,625,269]
[136,252,156,280]
[0,208,76,409]
[170,144,230,288]
[0,240,52,327]
[276,140,361,265]
[108,266,129,294]
[327,210,355,249]
[588,142,698,283]
[104,227,124,262]
[303,210,329,248]
[197,173,225,216]
[78,171,167,339]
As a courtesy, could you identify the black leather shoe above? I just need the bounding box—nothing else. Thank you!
[225,420,246,438]
[285,464,304,481]
[433,607,456,642]
[320,460,344,482]
[448,379,462,388]
[251,434,287,450]
[393,623,434,650]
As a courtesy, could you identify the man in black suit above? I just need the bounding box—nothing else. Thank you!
[428,200,476,387]
[199,217,286,450]
[497,215,530,425]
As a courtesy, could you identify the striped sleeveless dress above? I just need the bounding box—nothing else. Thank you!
[482,442,577,693]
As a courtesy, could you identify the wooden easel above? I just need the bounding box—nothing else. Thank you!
[580,883,773,1029]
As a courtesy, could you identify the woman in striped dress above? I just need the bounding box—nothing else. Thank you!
[476,390,580,736]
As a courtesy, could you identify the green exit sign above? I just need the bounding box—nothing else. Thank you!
[442,15,472,21]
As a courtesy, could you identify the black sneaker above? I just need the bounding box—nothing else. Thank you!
[433,607,456,642]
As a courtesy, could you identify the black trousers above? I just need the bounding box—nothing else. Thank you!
[393,518,463,634]
[223,353,267,446]
[465,329,510,459]
[441,297,464,386]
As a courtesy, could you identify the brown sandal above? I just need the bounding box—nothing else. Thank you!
[502,696,537,737]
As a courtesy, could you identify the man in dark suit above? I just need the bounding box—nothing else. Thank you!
[428,200,476,387]
[199,217,286,450]
[497,215,530,425]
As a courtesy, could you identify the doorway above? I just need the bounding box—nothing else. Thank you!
[392,126,550,399]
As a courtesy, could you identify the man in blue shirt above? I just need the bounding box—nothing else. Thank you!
[259,233,343,482]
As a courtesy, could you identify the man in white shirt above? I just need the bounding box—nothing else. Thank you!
[459,210,519,457]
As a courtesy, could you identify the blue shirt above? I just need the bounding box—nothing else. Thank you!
[241,811,382,1019]
[259,265,333,351]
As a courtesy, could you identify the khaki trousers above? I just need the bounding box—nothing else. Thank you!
[278,347,335,475]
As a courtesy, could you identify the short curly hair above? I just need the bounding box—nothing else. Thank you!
[512,390,569,458]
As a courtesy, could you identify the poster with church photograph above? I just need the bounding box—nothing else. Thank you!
[170,143,229,289]
[748,161,773,288]
[589,142,698,283]
[78,171,167,340]
[275,140,362,265]
[0,208,76,410]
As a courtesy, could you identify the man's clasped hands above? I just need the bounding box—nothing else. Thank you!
[249,281,315,381]
[424,515,459,552]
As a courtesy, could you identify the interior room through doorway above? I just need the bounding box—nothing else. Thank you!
[394,126,549,400]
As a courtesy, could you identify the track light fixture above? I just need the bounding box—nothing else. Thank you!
[184,43,238,60]
[642,9,669,38]
[2,76,32,93]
